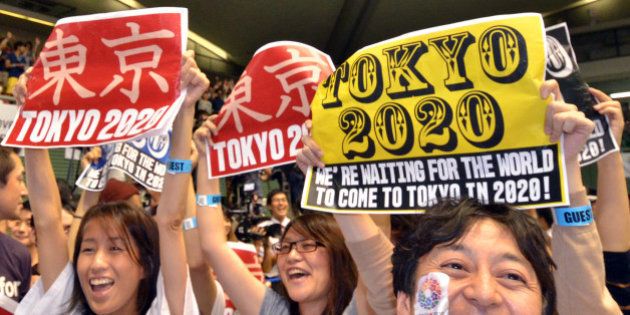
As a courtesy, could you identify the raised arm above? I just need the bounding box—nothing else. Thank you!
[540,81,622,314]
[154,50,209,314]
[13,69,69,290]
[298,124,397,314]
[68,147,102,258]
[24,149,68,290]
[195,117,267,315]
[589,88,630,252]
[0,32,11,50]
[183,175,220,315]
[14,73,69,290]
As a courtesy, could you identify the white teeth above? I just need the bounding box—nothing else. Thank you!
[90,278,114,286]
[288,268,308,276]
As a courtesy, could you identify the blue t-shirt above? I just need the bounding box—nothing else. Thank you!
[0,232,31,302]
[6,53,26,78]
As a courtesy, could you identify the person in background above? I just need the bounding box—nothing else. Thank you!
[6,201,38,287]
[98,178,142,208]
[4,41,26,96]
[255,189,291,293]
[22,37,40,68]
[589,87,630,313]
[197,90,213,114]
[0,146,31,313]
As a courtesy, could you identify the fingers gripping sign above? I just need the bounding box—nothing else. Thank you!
[541,80,594,161]
[181,50,210,108]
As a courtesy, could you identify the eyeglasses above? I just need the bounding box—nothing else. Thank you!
[272,239,324,255]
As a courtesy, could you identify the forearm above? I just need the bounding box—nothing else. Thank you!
[196,155,226,248]
[184,178,207,269]
[553,160,621,314]
[595,152,630,251]
[68,189,100,257]
[333,213,380,242]
[196,154,266,314]
[336,214,395,314]
[565,158,588,206]
[552,213,622,314]
[346,232,395,314]
[156,107,194,225]
[25,149,62,227]
[156,107,195,315]
[183,177,219,314]
[261,248,276,273]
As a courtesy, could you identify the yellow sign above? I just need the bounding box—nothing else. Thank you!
[302,14,568,213]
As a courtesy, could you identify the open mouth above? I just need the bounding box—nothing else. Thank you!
[287,268,310,280]
[89,278,114,293]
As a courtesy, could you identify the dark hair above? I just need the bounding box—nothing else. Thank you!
[20,200,36,228]
[0,146,18,185]
[390,214,421,245]
[12,41,24,50]
[392,198,556,315]
[536,208,554,228]
[279,213,357,315]
[69,202,160,314]
[266,189,288,206]
[56,178,76,211]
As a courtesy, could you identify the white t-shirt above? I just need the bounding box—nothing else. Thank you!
[15,263,225,315]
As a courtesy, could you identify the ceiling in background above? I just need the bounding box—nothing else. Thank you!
[1,0,630,82]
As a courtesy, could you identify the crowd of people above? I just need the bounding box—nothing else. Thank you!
[0,36,628,315]
[194,76,235,123]
[0,31,40,97]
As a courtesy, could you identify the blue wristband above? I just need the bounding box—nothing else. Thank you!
[197,194,222,207]
[182,217,198,231]
[167,159,192,174]
[554,205,593,226]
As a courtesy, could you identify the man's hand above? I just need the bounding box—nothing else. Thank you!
[540,80,594,160]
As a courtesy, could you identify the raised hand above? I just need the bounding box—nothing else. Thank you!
[590,87,624,146]
[540,80,595,160]
[180,50,209,108]
[193,114,218,156]
[296,120,324,173]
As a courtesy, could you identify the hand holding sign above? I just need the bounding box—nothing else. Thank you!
[591,88,624,146]
[302,14,570,213]
[541,80,595,160]
[545,23,619,166]
[207,42,333,178]
[80,147,102,170]
[12,67,31,105]
[296,120,324,173]
[193,114,219,156]
[3,8,188,148]
[181,50,210,109]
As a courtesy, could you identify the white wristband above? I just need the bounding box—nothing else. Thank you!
[182,217,198,231]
